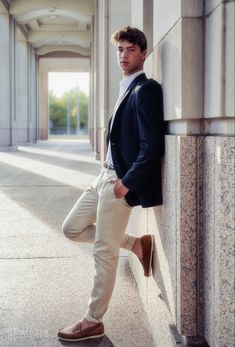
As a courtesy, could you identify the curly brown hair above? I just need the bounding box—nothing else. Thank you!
[111,26,147,51]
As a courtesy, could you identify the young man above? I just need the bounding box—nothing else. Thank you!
[58,26,164,342]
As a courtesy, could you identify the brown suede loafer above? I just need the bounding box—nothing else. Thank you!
[58,321,104,342]
[140,234,154,277]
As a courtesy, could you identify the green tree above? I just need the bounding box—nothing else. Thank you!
[49,88,88,134]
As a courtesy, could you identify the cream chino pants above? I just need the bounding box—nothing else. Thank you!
[62,167,136,323]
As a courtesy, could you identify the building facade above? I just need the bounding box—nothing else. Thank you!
[0,0,234,346]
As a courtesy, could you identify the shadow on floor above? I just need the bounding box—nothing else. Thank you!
[59,335,115,347]
[0,160,84,231]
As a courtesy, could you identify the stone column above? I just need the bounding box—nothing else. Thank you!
[0,10,37,151]
[89,17,95,150]
[93,0,131,162]
[0,10,12,151]
[92,0,100,158]
[15,26,29,144]
[38,68,49,140]
[29,47,38,143]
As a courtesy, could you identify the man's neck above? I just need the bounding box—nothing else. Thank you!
[122,69,144,79]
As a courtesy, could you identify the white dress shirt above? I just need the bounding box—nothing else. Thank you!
[105,70,144,166]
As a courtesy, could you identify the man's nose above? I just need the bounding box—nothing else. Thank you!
[121,49,128,58]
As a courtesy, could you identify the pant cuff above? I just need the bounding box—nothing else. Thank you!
[122,235,136,251]
[84,310,103,324]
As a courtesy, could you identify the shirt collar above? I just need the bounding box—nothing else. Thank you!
[119,70,144,95]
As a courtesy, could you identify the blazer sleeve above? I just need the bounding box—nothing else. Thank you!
[121,81,164,194]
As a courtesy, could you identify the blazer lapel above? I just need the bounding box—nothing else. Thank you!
[109,73,147,128]
[107,73,147,143]
[116,73,146,114]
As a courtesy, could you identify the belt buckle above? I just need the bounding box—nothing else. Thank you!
[104,162,114,170]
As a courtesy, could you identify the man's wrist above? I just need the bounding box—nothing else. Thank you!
[121,180,129,192]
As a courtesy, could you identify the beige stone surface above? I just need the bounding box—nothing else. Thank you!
[153,0,181,46]
[0,13,10,139]
[204,3,223,118]
[153,0,203,46]
[181,18,203,118]
[144,53,153,78]
[153,18,203,120]
[108,3,131,112]
[204,118,235,135]
[205,0,223,15]
[131,0,143,29]
[181,0,203,17]
[153,22,182,119]
[225,0,235,117]
[109,0,131,14]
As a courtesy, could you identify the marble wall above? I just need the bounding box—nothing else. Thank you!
[204,137,235,347]
[128,136,204,341]
[128,135,234,346]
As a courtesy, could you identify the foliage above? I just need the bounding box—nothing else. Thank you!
[49,87,88,134]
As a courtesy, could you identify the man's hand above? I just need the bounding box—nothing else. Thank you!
[113,178,129,199]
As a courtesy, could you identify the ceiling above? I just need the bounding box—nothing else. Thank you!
[3,0,95,57]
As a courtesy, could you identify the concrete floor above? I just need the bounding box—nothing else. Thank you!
[0,139,155,347]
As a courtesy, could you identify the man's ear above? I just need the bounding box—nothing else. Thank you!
[142,49,147,61]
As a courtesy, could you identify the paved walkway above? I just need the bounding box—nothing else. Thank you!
[0,140,155,347]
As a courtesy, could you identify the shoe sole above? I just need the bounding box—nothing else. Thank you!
[147,235,154,277]
[58,332,105,342]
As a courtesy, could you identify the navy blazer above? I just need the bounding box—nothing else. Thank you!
[107,73,165,208]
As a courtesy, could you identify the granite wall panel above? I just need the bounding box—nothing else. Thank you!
[152,136,178,321]
[178,137,203,336]
[204,137,235,346]
[128,136,204,341]
[203,137,215,344]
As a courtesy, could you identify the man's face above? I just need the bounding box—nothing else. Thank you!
[117,40,147,76]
